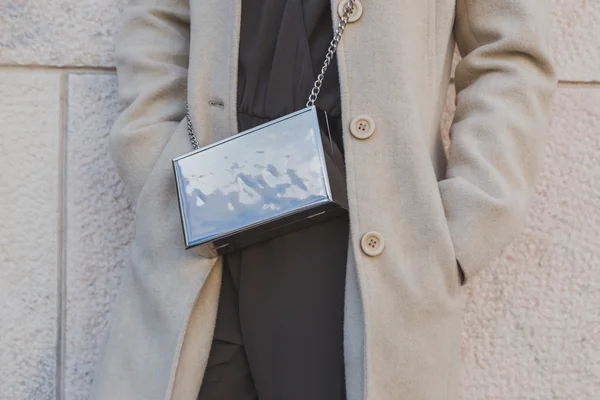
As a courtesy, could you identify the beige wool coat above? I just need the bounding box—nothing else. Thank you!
[90,0,557,399]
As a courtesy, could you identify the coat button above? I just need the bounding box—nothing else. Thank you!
[360,231,385,256]
[349,115,375,139]
[338,0,363,23]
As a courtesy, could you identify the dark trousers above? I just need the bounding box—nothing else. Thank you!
[197,212,349,400]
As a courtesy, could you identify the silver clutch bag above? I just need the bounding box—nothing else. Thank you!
[172,106,348,257]
[171,0,356,257]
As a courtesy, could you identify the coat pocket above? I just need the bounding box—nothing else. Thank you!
[456,259,466,286]
[432,181,466,288]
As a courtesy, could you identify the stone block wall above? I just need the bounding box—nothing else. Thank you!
[0,1,598,399]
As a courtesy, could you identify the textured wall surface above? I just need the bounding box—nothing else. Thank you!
[63,74,133,400]
[1,0,127,66]
[0,0,598,399]
[0,72,61,400]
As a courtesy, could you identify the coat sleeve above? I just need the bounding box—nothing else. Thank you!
[109,0,191,201]
[439,0,558,284]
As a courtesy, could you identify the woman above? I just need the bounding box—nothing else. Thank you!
[91,0,556,399]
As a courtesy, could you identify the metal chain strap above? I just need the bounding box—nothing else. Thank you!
[306,0,354,107]
[186,0,356,150]
[186,102,200,150]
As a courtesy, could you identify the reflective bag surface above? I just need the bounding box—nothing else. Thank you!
[172,106,348,257]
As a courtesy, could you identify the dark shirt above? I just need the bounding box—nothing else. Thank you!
[236,0,342,144]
